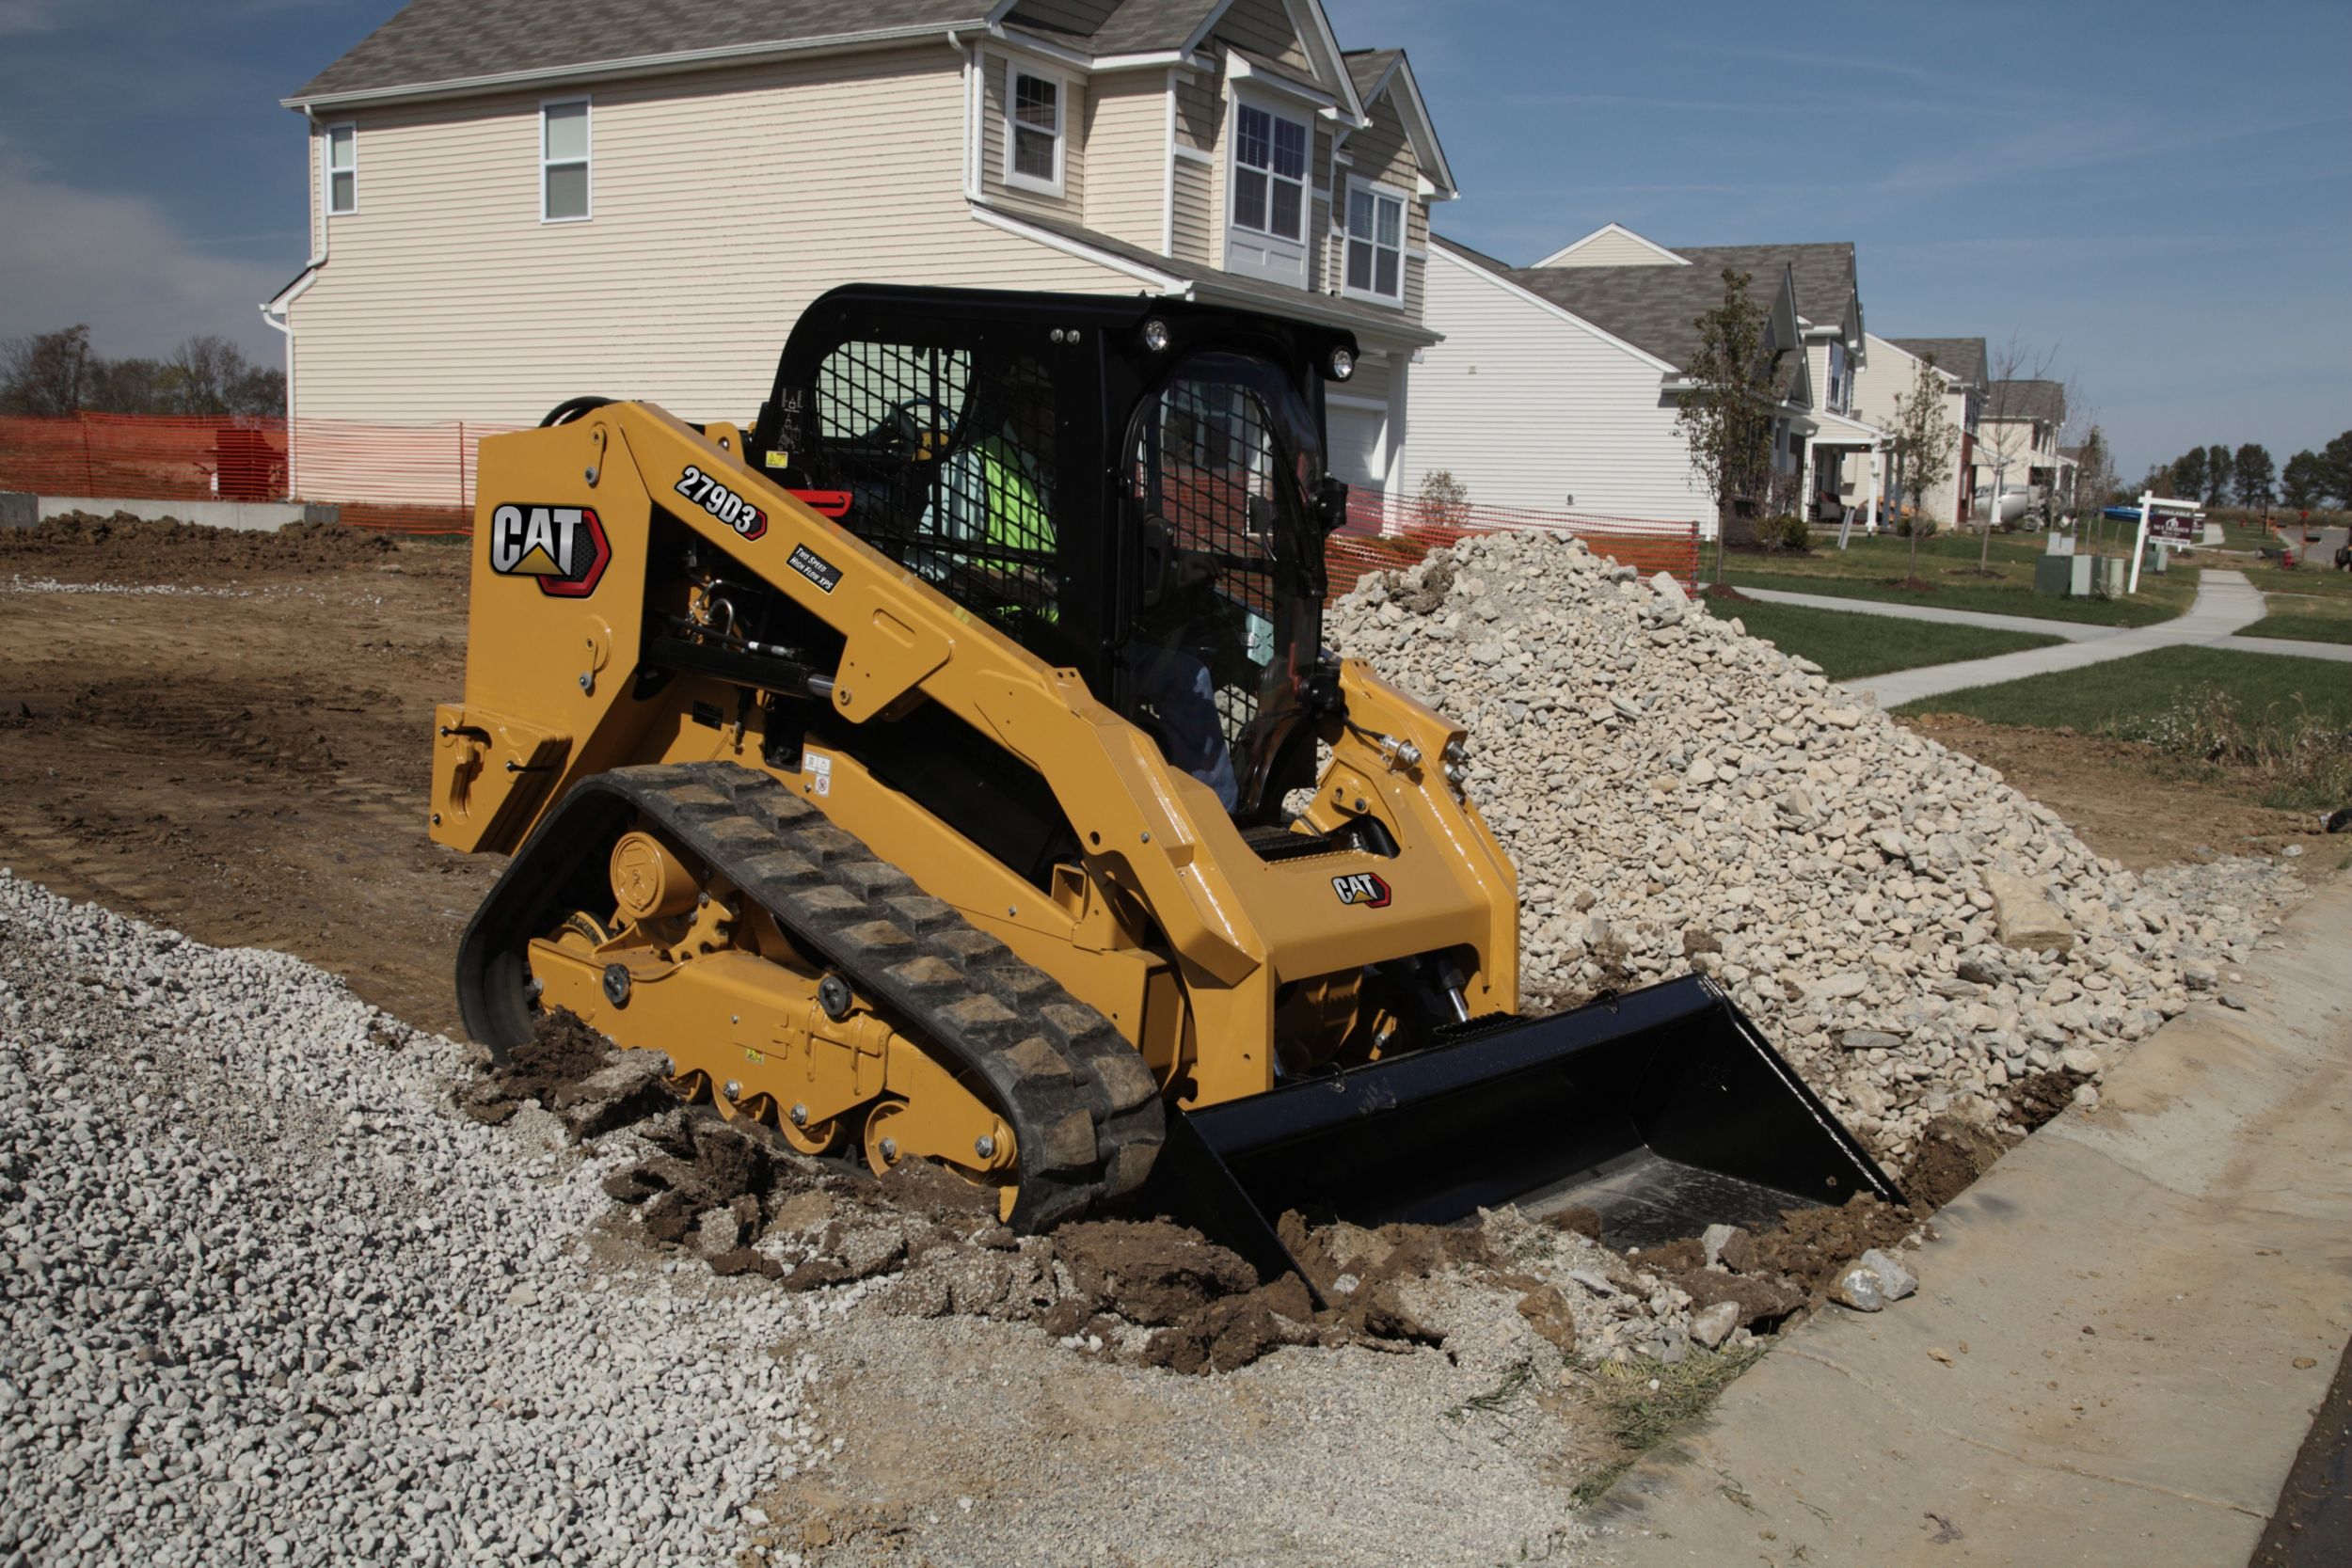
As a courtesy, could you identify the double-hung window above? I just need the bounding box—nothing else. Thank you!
[1225,98,1310,288]
[1343,182,1405,304]
[324,124,357,216]
[542,99,591,223]
[1231,103,1308,244]
[1004,64,1064,196]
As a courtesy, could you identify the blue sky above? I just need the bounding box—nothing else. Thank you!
[1,0,2344,477]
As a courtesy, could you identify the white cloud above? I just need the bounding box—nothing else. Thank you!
[0,135,294,359]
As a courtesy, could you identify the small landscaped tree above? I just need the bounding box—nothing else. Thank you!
[2072,423,2116,543]
[1674,267,1776,586]
[1888,354,1958,586]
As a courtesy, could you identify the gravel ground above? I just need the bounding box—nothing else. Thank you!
[0,873,1612,1568]
[0,872,824,1568]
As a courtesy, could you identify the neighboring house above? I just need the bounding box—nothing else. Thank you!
[1406,225,1857,539]
[1848,334,1985,529]
[263,0,1456,503]
[1973,379,2066,517]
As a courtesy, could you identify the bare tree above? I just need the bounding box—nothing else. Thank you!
[1967,335,2060,574]
[1674,268,1777,586]
[0,325,95,416]
[1888,354,1959,586]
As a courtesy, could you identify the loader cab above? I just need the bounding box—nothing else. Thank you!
[750,285,1354,822]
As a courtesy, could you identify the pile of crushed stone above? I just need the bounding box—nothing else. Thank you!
[0,876,823,1568]
[0,511,398,576]
[1323,530,2304,1159]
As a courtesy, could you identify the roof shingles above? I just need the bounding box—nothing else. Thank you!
[1887,337,1988,388]
[295,0,992,102]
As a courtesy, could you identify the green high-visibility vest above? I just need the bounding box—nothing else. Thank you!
[977,436,1054,554]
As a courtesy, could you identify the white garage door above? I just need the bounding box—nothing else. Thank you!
[1327,404,1387,494]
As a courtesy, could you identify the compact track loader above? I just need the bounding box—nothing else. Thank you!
[431,285,1892,1281]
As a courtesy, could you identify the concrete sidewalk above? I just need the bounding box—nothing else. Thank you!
[1845,569,2291,707]
[1595,872,2352,1568]
[1739,585,2115,641]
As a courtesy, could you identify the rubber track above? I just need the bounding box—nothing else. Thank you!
[603,761,1164,1232]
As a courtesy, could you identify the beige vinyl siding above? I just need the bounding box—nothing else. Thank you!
[1802,341,1830,415]
[1333,95,1424,322]
[1169,155,1215,267]
[1850,334,1964,525]
[286,49,1146,448]
[1174,69,1220,151]
[1306,119,1334,293]
[1211,0,1315,76]
[1080,72,1167,251]
[1406,246,1711,526]
[979,49,1086,219]
[1544,229,1683,267]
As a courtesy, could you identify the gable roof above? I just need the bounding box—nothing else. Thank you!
[1666,244,1853,333]
[1502,261,1789,375]
[1534,222,1688,268]
[1340,47,1456,198]
[1886,337,1988,388]
[290,0,994,105]
[1986,379,2065,425]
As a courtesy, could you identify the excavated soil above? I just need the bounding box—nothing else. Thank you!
[0,511,398,575]
[1900,714,2319,869]
[0,518,485,1034]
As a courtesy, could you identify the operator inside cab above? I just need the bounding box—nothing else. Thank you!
[917,361,1239,811]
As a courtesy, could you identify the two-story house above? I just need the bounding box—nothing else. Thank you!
[1848,335,1985,529]
[1972,379,2066,520]
[263,0,1455,504]
[1406,228,1828,539]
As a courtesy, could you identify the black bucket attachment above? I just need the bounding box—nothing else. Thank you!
[1148,974,1899,1292]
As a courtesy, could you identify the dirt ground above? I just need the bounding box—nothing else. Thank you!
[1900,712,2325,869]
[6,518,2329,1560]
[0,515,493,1035]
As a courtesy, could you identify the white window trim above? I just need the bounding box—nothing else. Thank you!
[540,96,592,225]
[1340,177,1407,308]
[1001,58,1068,198]
[323,122,358,217]
[1227,89,1311,246]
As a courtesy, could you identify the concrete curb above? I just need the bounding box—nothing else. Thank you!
[1594,870,2352,1568]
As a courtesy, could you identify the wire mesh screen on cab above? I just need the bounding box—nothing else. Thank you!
[1126,361,1294,802]
[806,341,1062,634]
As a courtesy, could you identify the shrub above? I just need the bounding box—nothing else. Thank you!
[1413,469,1471,532]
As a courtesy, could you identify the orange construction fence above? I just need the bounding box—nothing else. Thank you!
[1,413,1699,583]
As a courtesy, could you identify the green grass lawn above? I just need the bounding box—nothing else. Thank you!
[1722,597,2065,681]
[1893,645,2352,809]
[1719,531,2199,627]
[2240,592,2352,645]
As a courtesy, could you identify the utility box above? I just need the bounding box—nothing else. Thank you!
[2094,556,2129,597]
[2034,554,2074,596]
[2143,541,2169,575]
[0,492,33,531]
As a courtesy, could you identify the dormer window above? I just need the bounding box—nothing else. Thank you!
[1004,63,1065,197]
[1225,98,1310,288]
[1343,181,1405,304]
